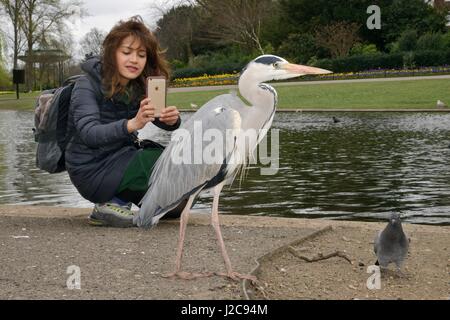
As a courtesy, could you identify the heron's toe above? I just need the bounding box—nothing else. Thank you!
[161,271,214,280]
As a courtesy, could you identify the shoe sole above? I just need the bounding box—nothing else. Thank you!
[88,213,134,228]
[88,217,107,227]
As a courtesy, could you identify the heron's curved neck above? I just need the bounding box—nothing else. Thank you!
[238,76,278,115]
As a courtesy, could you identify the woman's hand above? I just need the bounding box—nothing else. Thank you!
[159,106,180,126]
[127,98,155,132]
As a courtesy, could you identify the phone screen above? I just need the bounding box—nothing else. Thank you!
[147,77,167,117]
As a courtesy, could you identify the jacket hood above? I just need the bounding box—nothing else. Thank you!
[81,55,102,83]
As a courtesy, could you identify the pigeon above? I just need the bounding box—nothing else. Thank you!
[436,100,447,108]
[374,213,409,273]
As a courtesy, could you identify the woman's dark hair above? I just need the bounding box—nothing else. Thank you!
[101,16,170,98]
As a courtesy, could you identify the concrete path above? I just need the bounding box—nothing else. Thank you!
[0,205,448,300]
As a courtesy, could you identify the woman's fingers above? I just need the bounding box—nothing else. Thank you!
[141,110,155,121]
[140,97,152,108]
[158,106,179,125]
[160,107,179,118]
[139,101,155,121]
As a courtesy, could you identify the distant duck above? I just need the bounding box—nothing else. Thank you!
[332,116,340,123]
[436,100,447,108]
[190,103,198,109]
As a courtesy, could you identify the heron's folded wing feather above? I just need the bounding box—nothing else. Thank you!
[137,101,242,227]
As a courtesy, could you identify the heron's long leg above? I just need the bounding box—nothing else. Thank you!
[210,183,257,282]
[210,183,233,273]
[174,195,195,272]
[163,191,212,280]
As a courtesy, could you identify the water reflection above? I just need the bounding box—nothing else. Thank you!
[0,110,449,225]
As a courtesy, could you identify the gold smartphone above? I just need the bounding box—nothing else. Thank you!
[146,76,167,117]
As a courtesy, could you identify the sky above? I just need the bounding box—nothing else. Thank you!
[69,0,177,42]
[0,0,178,67]
[65,0,180,60]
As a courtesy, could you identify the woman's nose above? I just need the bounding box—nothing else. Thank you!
[129,52,138,63]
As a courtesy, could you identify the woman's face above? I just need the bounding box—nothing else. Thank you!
[116,35,147,85]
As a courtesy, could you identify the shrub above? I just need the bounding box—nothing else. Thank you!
[403,52,416,69]
[412,50,448,67]
[350,43,379,56]
[313,50,450,73]
[172,62,245,79]
[169,59,187,69]
[0,65,11,90]
[172,48,253,79]
[277,33,318,64]
[314,53,403,73]
[397,30,418,52]
[443,32,450,48]
[417,33,446,51]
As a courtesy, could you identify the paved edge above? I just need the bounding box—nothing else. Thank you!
[0,205,448,235]
[179,109,450,112]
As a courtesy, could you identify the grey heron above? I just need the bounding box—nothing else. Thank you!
[135,55,332,281]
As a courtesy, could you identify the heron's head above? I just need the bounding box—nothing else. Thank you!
[241,55,332,83]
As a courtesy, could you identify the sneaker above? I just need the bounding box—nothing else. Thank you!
[88,203,135,228]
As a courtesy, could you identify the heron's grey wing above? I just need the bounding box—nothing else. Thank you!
[182,93,247,128]
[136,101,242,228]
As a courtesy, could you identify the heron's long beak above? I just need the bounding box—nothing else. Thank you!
[283,63,332,75]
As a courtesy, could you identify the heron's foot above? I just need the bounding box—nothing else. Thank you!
[214,271,257,283]
[161,271,214,280]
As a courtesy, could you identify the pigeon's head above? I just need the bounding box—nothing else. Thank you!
[389,213,402,226]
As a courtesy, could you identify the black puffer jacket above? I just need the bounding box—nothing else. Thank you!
[65,56,180,203]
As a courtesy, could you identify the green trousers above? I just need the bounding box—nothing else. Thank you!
[116,145,194,218]
[116,148,164,204]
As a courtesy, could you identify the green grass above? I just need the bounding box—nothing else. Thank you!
[2,78,450,111]
[168,79,450,110]
[275,79,450,109]
[0,91,39,110]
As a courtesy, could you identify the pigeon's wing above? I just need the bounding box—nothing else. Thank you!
[135,95,243,228]
[374,231,381,254]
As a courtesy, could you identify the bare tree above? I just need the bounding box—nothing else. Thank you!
[0,0,25,69]
[194,0,274,54]
[154,4,200,63]
[79,27,106,58]
[315,22,361,58]
[20,0,83,90]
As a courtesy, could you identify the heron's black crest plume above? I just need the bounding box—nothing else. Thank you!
[254,55,284,65]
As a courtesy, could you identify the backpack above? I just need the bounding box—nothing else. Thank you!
[33,74,100,173]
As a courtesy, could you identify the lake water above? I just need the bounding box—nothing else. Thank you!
[1,110,449,225]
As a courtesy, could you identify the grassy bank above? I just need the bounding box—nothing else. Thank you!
[1,78,450,111]
[0,91,39,111]
[168,78,450,110]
